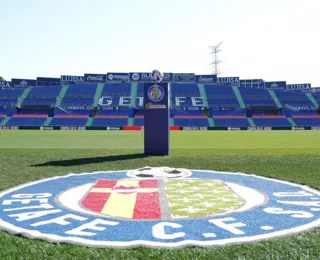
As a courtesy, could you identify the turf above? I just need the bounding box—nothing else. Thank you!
[0,130,319,260]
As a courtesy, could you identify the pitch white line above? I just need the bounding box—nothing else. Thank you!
[0,146,319,149]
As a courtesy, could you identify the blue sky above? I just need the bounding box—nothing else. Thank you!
[1,0,320,86]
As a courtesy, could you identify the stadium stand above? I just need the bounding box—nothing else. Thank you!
[1,81,320,128]
[238,87,276,108]
[92,109,129,127]
[49,116,88,127]
[212,110,250,127]
[60,84,97,108]
[274,90,315,109]
[0,89,24,108]
[136,83,144,108]
[252,115,291,127]
[132,109,144,126]
[100,83,132,107]
[312,91,320,104]
[133,115,144,126]
[173,110,209,127]
[291,114,320,126]
[6,113,47,126]
[213,116,250,127]
[21,85,61,107]
[205,85,240,109]
[171,83,203,108]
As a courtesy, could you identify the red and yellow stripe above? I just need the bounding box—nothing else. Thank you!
[82,179,161,219]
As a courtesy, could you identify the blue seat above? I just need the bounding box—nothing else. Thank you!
[292,117,320,126]
[238,87,276,107]
[92,118,128,126]
[49,118,88,127]
[204,85,240,109]
[6,117,47,126]
[253,117,291,127]
[174,118,209,127]
[213,117,250,127]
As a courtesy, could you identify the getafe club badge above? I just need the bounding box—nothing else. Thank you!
[147,85,165,103]
[0,167,319,248]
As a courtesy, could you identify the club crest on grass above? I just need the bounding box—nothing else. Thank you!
[0,167,319,248]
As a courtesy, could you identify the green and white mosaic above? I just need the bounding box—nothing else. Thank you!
[164,179,243,218]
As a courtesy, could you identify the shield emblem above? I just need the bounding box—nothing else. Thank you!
[81,179,243,219]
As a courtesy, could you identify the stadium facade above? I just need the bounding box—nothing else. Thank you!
[0,73,320,129]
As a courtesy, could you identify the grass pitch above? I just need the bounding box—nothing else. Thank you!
[0,130,319,259]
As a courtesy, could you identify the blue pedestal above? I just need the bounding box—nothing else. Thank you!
[144,83,170,156]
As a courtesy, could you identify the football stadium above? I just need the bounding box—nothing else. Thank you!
[1,72,320,259]
[1,1,320,260]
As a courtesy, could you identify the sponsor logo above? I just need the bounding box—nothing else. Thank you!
[291,127,305,131]
[86,75,105,82]
[0,126,19,130]
[128,73,172,82]
[0,167,319,248]
[0,81,11,89]
[141,73,151,80]
[106,127,120,131]
[265,81,286,90]
[148,84,165,102]
[183,127,208,130]
[227,127,241,131]
[198,76,216,82]
[217,77,240,85]
[286,84,311,92]
[173,73,196,83]
[196,75,217,83]
[61,76,84,84]
[40,127,54,131]
[248,127,272,131]
[60,127,86,130]
[162,73,173,82]
[20,81,28,87]
[107,73,129,81]
[145,103,167,109]
[12,79,37,88]
[37,77,61,86]
[310,88,320,93]
[131,73,140,81]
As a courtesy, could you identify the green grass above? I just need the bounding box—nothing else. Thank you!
[0,130,320,259]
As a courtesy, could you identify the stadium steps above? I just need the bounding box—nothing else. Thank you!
[197,84,209,108]
[169,83,172,108]
[170,118,175,126]
[128,118,134,126]
[86,117,94,127]
[232,87,245,108]
[247,118,256,127]
[306,93,319,108]
[207,117,215,127]
[268,89,283,108]
[16,88,31,107]
[287,117,297,127]
[93,83,104,107]
[55,85,69,107]
[43,117,53,126]
[0,117,10,126]
[130,83,138,107]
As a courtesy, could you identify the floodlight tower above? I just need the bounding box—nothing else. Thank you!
[209,42,223,75]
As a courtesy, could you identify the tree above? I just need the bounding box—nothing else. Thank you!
[0,76,5,81]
